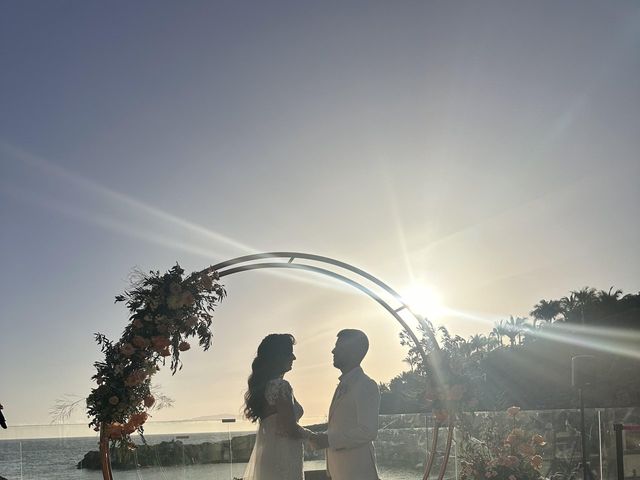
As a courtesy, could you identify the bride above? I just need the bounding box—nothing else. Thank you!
[242,333,312,480]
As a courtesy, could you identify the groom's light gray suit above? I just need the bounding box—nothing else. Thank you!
[326,366,380,480]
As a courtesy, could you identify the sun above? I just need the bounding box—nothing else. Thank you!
[400,282,445,320]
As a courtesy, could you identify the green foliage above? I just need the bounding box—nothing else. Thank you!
[382,287,640,413]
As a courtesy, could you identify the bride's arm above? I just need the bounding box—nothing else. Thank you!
[274,387,310,439]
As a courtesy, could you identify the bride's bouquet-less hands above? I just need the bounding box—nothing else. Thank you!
[459,407,547,480]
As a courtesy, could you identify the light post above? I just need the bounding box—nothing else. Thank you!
[572,355,595,480]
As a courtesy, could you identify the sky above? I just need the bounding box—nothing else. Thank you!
[1,1,639,434]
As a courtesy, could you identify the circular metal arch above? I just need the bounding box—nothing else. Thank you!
[196,252,449,480]
[196,251,441,361]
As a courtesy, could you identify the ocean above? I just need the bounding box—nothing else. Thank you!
[0,433,420,480]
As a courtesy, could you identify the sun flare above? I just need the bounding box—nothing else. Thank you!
[400,282,445,321]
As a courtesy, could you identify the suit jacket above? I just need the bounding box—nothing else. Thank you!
[326,366,380,480]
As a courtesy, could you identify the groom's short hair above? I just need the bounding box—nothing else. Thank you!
[337,329,369,361]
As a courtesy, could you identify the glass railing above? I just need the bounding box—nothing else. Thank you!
[0,408,638,480]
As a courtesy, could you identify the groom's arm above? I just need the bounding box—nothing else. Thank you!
[328,378,380,450]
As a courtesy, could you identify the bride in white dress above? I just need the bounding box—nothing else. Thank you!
[243,334,312,480]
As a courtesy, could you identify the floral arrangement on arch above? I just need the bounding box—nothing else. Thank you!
[458,406,548,480]
[86,264,225,448]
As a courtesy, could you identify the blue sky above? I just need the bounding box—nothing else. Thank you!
[1,1,639,429]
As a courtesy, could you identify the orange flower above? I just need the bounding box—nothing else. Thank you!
[151,336,171,349]
[129,412,149,427]
[519,443,535,456]
[124,370,148,387]
[143,395,155,408]
[159,346,171,357]
[122,423,137,435]
[507,406,521,417]
[120,343,135,357]
[532,434,546,446]
[531,455,543,469]
[132,336,149,349]
[178,341,191,351]
[107,422,123,439]
[181,291,195,306]
[184,316,198,328]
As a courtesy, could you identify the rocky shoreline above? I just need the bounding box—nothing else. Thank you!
[78,414,431,471]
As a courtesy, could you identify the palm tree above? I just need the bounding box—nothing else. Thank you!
[486,333,500,351]
[559,292,579,321]
[491,320,507,346]
[560,290,593,323]
[530,299,562,327]
[504,316,528,346]
[468,334,488,354]
[598,287,623,308]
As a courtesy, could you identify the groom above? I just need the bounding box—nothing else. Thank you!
[312,329,380,480]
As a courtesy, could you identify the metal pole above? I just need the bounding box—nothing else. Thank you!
[454,433,459,480]
[614,424,624,480]
[19,441,23,480]
[580,388,589,480]
[598,410,603,480]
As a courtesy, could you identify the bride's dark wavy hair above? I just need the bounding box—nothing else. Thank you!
[244,333,296,422]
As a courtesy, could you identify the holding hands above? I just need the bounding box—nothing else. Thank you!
[306,432,329,451]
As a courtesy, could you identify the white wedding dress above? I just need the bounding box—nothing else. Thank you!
[243,378,304,480]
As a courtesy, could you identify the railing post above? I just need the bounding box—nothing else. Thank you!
[614,423,624,480]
